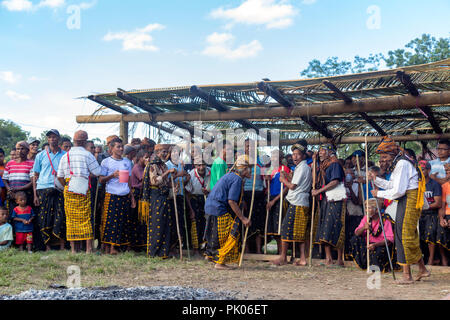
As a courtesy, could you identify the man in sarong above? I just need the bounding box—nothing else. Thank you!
[204,155,251,270]
[369,136,430,284]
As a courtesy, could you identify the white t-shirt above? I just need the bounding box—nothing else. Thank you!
[101,157,132,196]
[286,160,311,207]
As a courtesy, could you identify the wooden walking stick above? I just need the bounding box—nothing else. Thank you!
[365,136,370,273]
[171,175,183,261]
[92,180,101,248]
[355,154,369,272]
[309,157,317,267]
[239,142,258,267]
[181,179,190,259]
[264,179,271,254]
[278,166,285,235]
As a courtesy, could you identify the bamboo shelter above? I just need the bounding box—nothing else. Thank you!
[77,59,450,145]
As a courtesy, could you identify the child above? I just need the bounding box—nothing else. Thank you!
[11,191,36,253]
[350,198,395,272]
[0,207,13,251]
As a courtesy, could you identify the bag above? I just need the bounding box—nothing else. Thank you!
[46,149,64,192]
[325,182,348,202]
[422,193,430,210]
[67,152,89,196]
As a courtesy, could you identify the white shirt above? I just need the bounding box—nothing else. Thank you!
[286,160,311,207]
[374,159,418,200]
[429,157,450,179]
[185,168,211,195]
[57,146,102,179]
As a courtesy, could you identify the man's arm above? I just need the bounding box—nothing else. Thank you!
[228,200,250,227]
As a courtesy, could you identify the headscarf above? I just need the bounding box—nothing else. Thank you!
[318,144,340,186]
[375,136,402,156]
[235,154,250,170]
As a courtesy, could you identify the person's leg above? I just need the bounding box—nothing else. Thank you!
[415,258,431,281]
[439,246,448,266]
[70,241,76,254]
[255,235,262,254]
[26,243,32,253]
[59,239,65,251]
[85,240,92,254]
[272,241,289,265]
[276,237,281,254]
[337,248,344,266]
[427,243,435,265]
[294,242,307,266]
[324,244,333,265]
[110,245,119,255]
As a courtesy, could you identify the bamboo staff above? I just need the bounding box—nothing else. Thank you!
[309,157,317,267]
[92,180,101,249]
[181,178,190,259]
[365,137,370,273]
[264,179,271,254]
[278,167,285,235]
[171,175,183,261]
[239,141,258,267]
[355,154,368,272]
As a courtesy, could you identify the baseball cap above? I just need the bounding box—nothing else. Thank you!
[46,129,61,137]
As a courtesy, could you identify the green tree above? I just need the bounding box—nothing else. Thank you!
[300,34,450,78]
[0,119,29,157]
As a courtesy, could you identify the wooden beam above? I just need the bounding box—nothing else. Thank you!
[78,91,450,123]
[280,133,450,146]
[119,119,128,144]
[258,81,334,139]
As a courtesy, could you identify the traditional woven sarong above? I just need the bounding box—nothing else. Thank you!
[437,215,450,251]
[170,195,186,249]
[189,194,206,250]
[395,189,422,266]
[64,181,92,241]
[345,215,363,258]
[315,199,346,249]
[37,188,66,244]
[349,235,396,272]
[281,204,310,242]
[146,187,173,258]
[419,210,439,245]
[129,188,147,247]
[243,191,266,237]
[100,192,131,246]
[266,196,288,236]
[204,212,241,264]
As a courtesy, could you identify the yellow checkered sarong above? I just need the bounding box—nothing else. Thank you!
[281,205,310,242]
[64,180,92,241]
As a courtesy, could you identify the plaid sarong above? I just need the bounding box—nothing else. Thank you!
[64,179,92,241]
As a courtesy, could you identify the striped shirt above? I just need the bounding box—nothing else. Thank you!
[57,147,102,179]
[3,160,34,189]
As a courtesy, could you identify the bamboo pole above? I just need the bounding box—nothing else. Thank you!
[278,167,285,235]
[355,154,368,268]
[77,91,450,123]
[264,179,271,255]
[239,141,258,267]
[309,157,317,267]
[365,136,370,273]
[171,176,183,261]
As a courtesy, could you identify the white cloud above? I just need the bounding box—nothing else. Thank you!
[0,71,21,84]
[5,90,30,101]
[202,32,263,60]
[79,0,96,10]
[103,23,165,52]
[28,76,49,81]
[302,0,317,4]
[37,0,65,8]
[210,0,298,29]
[1,0,32,11]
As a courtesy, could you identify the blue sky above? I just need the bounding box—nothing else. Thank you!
[0,0,449,142]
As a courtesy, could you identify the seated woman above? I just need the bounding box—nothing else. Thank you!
[350,198,395,272]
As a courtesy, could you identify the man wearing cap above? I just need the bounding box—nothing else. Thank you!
[27,138,40,161]
[312,144,347,266]
[57,130,102,254]
[3,141,35,217]
[32,129,66,251]
[272,140,312,266]
[204,155,251,270]
[368,136,430,284]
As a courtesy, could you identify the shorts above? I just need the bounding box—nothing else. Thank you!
[16,232,33,245]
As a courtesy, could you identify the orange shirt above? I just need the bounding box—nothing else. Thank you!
[442,182,450,216]
[0,165,4,177]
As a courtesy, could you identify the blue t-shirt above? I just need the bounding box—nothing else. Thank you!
[32,148,66,190]
[11,206,35,233]
[101,157,132,196]
[325,162,344,185]
[205,173,243,217]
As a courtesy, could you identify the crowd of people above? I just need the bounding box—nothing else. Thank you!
[0,129,449,284]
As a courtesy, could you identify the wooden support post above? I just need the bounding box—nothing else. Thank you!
[119,118,128,144]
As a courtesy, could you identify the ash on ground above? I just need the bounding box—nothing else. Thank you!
[1,286,238,300]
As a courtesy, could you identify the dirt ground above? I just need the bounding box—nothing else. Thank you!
[1,250,450,300]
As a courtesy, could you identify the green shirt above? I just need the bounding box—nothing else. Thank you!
[209,157,228,191]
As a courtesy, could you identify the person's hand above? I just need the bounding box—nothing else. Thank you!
[280,171,287,179]
[190,209,195,220]
[202,188,209,196]
[357,176,366,184]
[34,195,40,207]
[344,181,353,188]
[371,189,378,198]
[312,152,318,160]
[368,243,376,251]
[241,217,251,228]
[364,222,370,231]
[440,218,448,228]
[266,200,274,211]
[113,170,120,178]
[169,168,177,175]
[131,196,136,209]
[311,189,321,198]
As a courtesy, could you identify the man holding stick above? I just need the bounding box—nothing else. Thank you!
[369,136,430,284]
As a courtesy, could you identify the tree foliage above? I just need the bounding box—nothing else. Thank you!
[0,120,29,156]
[300,34,450,78]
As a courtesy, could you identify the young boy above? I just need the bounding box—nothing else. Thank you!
[11,191,36,253]
[350,198,395,272]
[99,138,136,255]
[0,207,13,251]
[437,163,450,265]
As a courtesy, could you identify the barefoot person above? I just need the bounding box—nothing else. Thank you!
[313,144,347,266]
[272,140,312,266]
[369,136,430,284]
[204,155,251,270]
[57,130,102,254]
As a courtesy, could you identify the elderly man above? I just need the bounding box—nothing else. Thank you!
[27,138,40,161]
[369,136,430,284]
[57,130,102,254]
[3,141,35,217]
[204,155,252,270]
[32,129,66,251]
[312,144,347,266]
